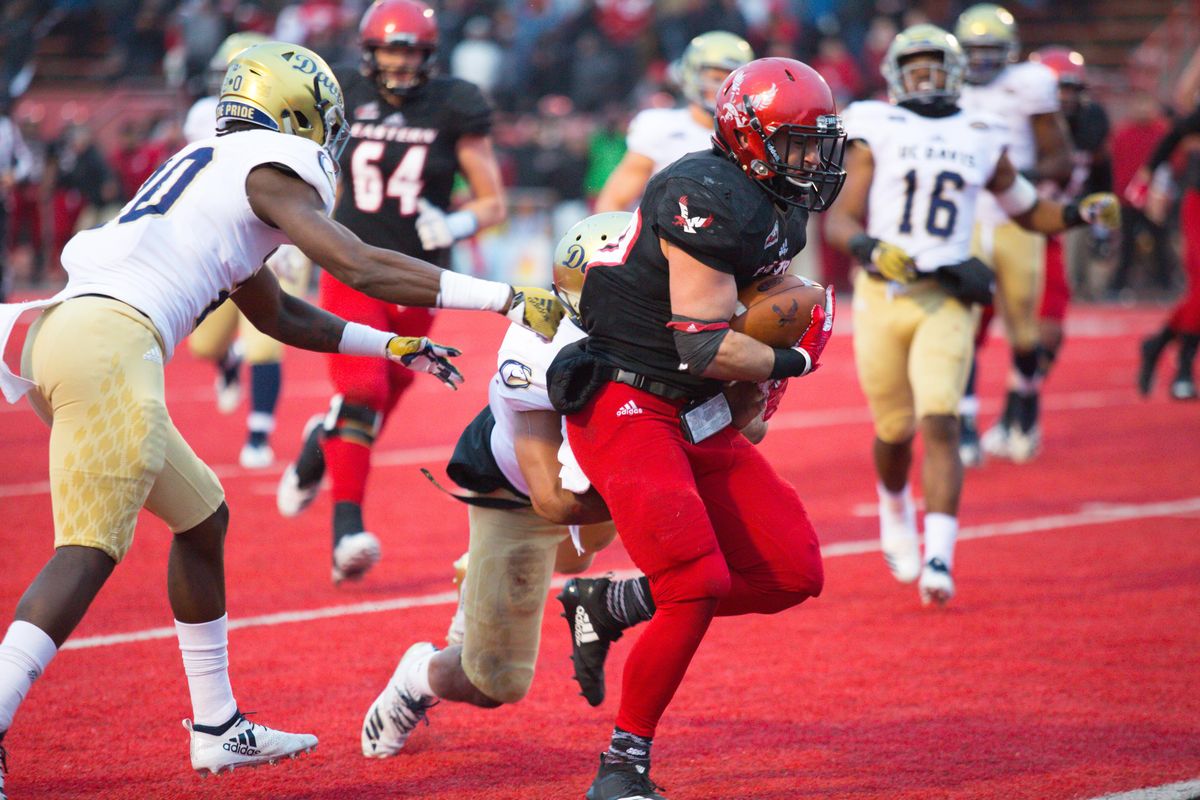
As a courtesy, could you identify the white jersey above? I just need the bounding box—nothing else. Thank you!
[841,100,1008,273]
[184,96,219,144]
[960,61,1059,224]
[488,319,587,497]
[58,130,337,359]
[626,107,713,176]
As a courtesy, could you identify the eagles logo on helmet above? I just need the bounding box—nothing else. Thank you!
[713,58,847,211]
[359,0,439,99]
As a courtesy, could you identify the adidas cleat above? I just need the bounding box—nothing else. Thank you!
[332,531,382,584]
[980,423,1011,460]
[586,755,667,800]
[238,441,274,470]
[1006,425,1041,464]
[362,642,438,758]
[919,558,955,607]
[557,577,623,707]
[276,414,326,517]
[184,711,316,776]
[880,530,921,585]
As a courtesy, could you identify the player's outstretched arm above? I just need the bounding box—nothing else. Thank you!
[245,165,564,338]
[513,409,610,526]
[231,267,463,389]
[989,152,1120,235]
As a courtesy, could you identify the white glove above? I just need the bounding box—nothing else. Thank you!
[386,336,464,390]
[416,199,478,251]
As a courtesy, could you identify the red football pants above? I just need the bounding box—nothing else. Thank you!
[566,382,824,738]
[1168,189,1200,334]
[318,270,435,505]
[1039,234,1070,323]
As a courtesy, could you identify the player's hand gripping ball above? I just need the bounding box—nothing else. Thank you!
[730,274,829,348]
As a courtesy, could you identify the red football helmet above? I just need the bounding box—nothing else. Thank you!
[359,0,439,97]
[713,58,847,211]
[1030,46,1086,87]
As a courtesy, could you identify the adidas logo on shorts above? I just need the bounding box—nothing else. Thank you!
[615,400,642,417]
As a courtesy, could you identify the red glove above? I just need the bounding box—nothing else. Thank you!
[795,285,835,375]
[760,379,789,421]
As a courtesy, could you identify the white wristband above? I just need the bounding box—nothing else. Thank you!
[339,322,393,357]
[437,270,512,312]
[445,210,479,240]
[994,174,1039,217]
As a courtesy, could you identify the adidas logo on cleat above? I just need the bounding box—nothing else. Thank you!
[223,730,260,756]
[574,606,599,645]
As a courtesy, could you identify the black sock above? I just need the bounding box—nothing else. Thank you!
[1001,389,1020,428]
[1176,335,1199,381]
[1036,343,1059,381]
[1013,349,1040,382]
[1145,327,1175,354]
[247,430,268,447]
[605,576,656,629]
[963,359,978,400]
[333,501,365,543]
[1015,391,1040,433]
[605,727,652,765]
[217,349,240,383]
[250,362,282,415]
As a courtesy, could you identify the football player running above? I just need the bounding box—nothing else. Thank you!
[555,59,843,800]
[276,0,509,586]
[594,30,753,213]
[0,42,559,794]
[827,25,1119,606]
[184,30,311,469]
[954,3,1073,465]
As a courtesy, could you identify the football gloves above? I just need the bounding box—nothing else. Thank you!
[794,285,835,375]
[1078,192,1121,230]
[760,378,789,421]
[849,233,917,283]
[415,199,478,251]
[506,286,565,340]
[386,336,464,390]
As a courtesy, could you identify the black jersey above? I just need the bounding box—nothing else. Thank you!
[1066,100,1111,196]
[580,149,809,399]
[333,69,492,266]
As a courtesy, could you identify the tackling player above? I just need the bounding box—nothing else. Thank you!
[954,3,1073,464]
[0,41,562,794]
[557,58,842,800]
[276,0,509,585]
[594,31,752,213]
[827,25,1119,605]
[184,30,310,469]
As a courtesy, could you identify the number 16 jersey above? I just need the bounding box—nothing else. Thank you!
[333,69,492,266]
[840,100,1008,274]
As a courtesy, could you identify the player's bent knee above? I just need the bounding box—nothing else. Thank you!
[921,414,960,444]
[652,550,732,605]
[876,415,917,445]
[464,657,535,705]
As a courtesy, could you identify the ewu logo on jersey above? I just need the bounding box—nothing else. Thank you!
[673,195,713,234]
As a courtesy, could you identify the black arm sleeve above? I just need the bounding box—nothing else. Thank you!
[1147,105,1200,172]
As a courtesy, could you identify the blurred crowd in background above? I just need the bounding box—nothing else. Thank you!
[0,0,1197,296]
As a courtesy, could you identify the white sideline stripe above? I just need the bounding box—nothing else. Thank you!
[0,389,1137,499]
[1085,779,1200,800]
[60,496,1200,652]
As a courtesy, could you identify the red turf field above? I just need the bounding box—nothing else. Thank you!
[1,303,1198,799]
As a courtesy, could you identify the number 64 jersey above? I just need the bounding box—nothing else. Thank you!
[840,100,1009,273]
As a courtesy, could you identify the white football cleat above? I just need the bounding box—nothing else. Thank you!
[276,414,325,517]
[239,442,274,470]
[446,551,469,646]
[332,532,382,584]
[361,642,439,758]
[980,423,1011,460]
[919,558,955,607]
[1005,425,1041,464]
[880,530,922,584]
[184,711,317,776]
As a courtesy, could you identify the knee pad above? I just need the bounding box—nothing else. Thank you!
[323,395,381,447]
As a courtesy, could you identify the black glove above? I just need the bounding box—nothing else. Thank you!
[933,257,995,306]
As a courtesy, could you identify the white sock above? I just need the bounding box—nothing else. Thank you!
[175,615,237,727]
[0,621,58,733]
[877,482,916,537]
[923,513,959,569]
[406,649,437,699]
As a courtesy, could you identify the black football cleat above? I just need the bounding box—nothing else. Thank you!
[558,577,623,707]
[586,755,667,800]
[1138,336,1167,397]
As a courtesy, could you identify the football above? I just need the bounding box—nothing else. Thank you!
[730,274,827,348]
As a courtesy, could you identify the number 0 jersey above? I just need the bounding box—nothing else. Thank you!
[334,69,492,265]
[58,130,337,359]
[841,100,1008,273]
[580,149,808,400]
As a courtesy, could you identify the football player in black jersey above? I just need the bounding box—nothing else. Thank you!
[276,0,509,584]
[557,58,844,800]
